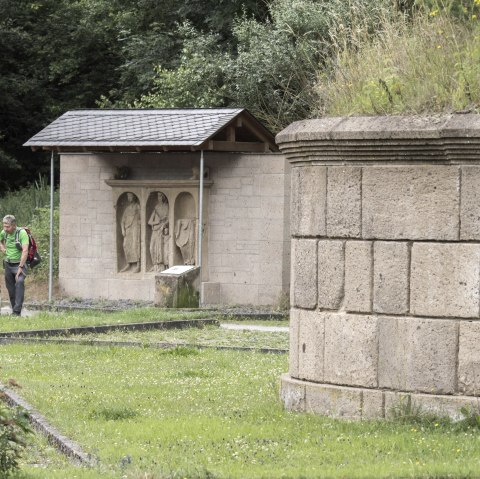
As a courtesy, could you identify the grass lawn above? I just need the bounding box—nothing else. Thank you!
[1,343,480,478]
[0,308,210,333]
[49,325,289,350]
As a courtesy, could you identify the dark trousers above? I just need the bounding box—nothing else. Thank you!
[4,262,26,315]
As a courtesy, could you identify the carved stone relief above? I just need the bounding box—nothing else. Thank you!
[118,192,141,273]
[147,192,170,272]
[174,192,196,266]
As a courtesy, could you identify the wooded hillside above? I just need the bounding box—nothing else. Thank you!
[1,0,479,190]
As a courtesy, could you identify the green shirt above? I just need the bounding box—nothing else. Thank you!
[0,228,29,262]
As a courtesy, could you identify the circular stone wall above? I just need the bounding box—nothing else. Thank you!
[276,114,480,420]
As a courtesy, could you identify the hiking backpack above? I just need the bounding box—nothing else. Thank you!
[15,227,42,268]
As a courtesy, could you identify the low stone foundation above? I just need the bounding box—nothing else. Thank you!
[276,115,480,420]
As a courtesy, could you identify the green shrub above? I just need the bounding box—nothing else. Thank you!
[0,402,31,477]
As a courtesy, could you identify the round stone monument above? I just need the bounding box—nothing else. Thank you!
[276,114,480,420]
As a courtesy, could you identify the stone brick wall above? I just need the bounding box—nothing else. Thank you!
[277,114,480,419]
[59,151,290,305]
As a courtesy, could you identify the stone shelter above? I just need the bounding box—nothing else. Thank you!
[25,109,290,306]
[277,114,480,420]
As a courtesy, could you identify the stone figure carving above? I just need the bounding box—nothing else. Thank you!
[148,192,169,272]
[175,219,196,265]
[120,193,141,273]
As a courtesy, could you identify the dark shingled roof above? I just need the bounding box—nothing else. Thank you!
[24,108,276,151]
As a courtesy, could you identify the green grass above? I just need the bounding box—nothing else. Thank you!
[0,308,210,333]
[1,343,480,478]
[49,325,289,350]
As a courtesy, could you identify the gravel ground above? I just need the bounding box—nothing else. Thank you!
[25,297,288,318]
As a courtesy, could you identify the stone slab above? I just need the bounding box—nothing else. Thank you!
[458,321,480,396]
[298,309,325,382]
[324,312,378,388]
[291,239,317,309]
[305,382,362,419]
[289,309,300,377]
[410,243,480,318]
[326,167,361,237]
[460,166,480,240]
[318,240,344,310]
[373,241,409,314]
[344,241,372,313]
[378,317,457,394]
[362,166,459,240]
[279,374,306,412]
[290,166,326,236]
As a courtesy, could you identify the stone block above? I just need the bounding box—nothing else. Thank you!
[410,243,480,318]
[291,166,326,237]
[154,267,200,308]
[460,167,480,240]
[289,309,300,377]
[324,312,378,388]
[201,282,221,305]
[362,389,385,419]
[280,374,306,412]
[344,241,372,313]
[362,166,459,240]
[305,382,362,419]
[378,317,457,394]
[291,239,317,309]
[220,283,259,305]
[386,391,479,422]
[326,166,361,237]
[298,309,325,382]
[318,240,344,310]
[458,321,480,396]
[373,241,409,314]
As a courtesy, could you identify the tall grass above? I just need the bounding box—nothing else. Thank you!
[317,6,480,115]
[0,175,58,226]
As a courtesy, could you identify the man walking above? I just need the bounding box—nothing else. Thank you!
[0,215,29,316]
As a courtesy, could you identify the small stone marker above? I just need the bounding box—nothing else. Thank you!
[155,266,200,308]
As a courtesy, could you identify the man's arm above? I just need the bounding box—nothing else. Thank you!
[0,231,5,253]
[15,243,28,279]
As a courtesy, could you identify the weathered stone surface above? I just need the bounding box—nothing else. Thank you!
[305,382,362,419]
[384,391,479,422]
[344,241,372,313]
[289,309,300,377]
[362,166,459,240]
[324,312,378,387]
[154,267,200,308]
[378,317,457,394]
[460,167,480,240]
[373,241,409,314]
[410,243,480,318]
[298,309,325,382]
[362,390,385,420]
[201,282,221,305]
[280,374,306,412]
[458,321,480,396]
[291,239,317,309]
[318,240,344,310]
[290,165,326,236]
[326,167,361,237]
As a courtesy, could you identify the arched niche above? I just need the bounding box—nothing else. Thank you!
[116,192,141,273]
[173,192,196,266]
[146,191,170,272]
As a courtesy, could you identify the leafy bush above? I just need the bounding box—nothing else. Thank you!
[0,402,31,477]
